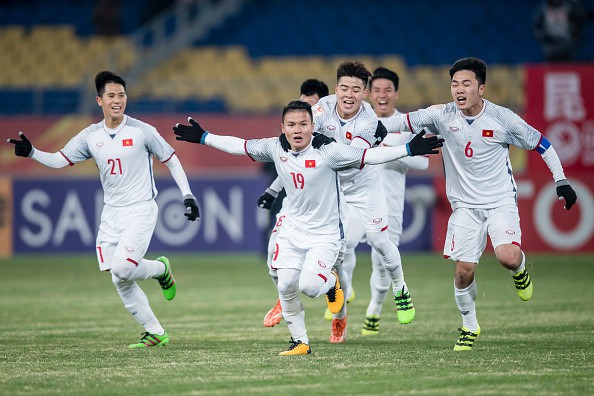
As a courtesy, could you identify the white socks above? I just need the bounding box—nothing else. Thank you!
[454,279,478,332]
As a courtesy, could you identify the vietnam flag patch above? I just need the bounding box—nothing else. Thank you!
[122,139,133,146]
[305,159,316,168]
[482,129,494,138]
[345,131,353,140]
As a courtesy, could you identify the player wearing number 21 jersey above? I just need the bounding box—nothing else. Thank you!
[172,100,442,355]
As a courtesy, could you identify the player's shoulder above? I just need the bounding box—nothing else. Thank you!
[312,95,336,116]
[483,99,517,117]
[125,115,157,132]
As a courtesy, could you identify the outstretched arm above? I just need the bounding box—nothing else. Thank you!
[536,137,577,210]
[7,131,70,168]
[174,117,247,155]
[365,130,443,165]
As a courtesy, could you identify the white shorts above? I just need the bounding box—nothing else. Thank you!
[443,205,521,263]
[95,200,158,271]
[271,225,343,277]
[345,181,389,234]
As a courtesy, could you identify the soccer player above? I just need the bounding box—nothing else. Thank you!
[173,100,442,355]
[7,71,199,349]
[259,78,329,328]
[312,61,417,342]
[381,57,577,350]
[361,67,431,335]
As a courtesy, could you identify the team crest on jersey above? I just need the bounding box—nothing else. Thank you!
[96,142,104,148]
[280,156,288,162]
[122,139,133,146]
[305,159,316,168]
[317,260,327,269]
[327,125,336,131]
[482,129,494,138]
[345,131,353,140]
[449,126,459,132]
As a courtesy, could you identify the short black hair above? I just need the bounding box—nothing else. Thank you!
[449,57,487,85]
[336,61,372,87]
[282,100,312,123]
[95,71,127,96]
[371,67,399,91]
[300,79,329,98]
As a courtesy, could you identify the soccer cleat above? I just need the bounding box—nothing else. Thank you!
[512,269,533,301]
[361,315,380,335]
[279,338,311,356]
[128,332,169,349]
[155,256,176,301]
[394,286,415,324]
[324,289,355,320]
[330,316,347,343]
[263,298,283,327]
[453,325,481,351]
[325,269,345,315]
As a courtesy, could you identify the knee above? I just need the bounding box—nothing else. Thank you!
[109,256,136,281]
[495,244,522,270]
[299,270,325,298]
[277,277,298,297]
[367,232,392,255]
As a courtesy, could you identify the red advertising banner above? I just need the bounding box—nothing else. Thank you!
[432,173,594,253]
[525,64,594,173]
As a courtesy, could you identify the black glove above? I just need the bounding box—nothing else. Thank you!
[173,117,208,144]
[279,133,291,152]
[257,190,277,209]
[312,132,335,149]
[373,120,388,146]
[183,196,199,221]
[556,182,577,210]
[7,131,33,157]
[406,129,444,156]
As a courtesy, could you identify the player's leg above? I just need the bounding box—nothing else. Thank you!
[362,247,390,335]
[277,268,310,355]
[264,222,283,327]
[488,205,531,301]
[444,208,485,351]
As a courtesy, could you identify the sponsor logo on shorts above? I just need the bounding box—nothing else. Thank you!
[125,246,134,253]
[506,230,516,235]
[372,218,382,224]
[318,260,327,269]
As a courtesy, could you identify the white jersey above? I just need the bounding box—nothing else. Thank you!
[246,138,366,241]
[402,99,541,209]
[312,95,380,197]
[59,115,175,207]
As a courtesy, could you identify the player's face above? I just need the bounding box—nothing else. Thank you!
[299,93,320,106]
[97,82,127,127]
[369,78,399,117]
[335,76,368,120]
[450,70,485,117]
[281,109,314,152]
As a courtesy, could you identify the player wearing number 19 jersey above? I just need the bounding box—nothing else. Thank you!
[172,100,443,354]
[382,57,577,351]
[7,71,199,349]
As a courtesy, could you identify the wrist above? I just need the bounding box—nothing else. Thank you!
[265,188,278,198]
[200,131,210,145]
[405,143,412,156]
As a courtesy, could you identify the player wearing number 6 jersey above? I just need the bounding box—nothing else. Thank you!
[381,57,577,351]
[7,71,199,349]
[173,100,443,355]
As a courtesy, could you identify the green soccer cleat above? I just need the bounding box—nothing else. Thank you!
[512,268,533,301]
[361,315,380,335]
[394,286,415,324]
[128,332,169,349]
[453,325,481,351]
[155,256,176,301]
